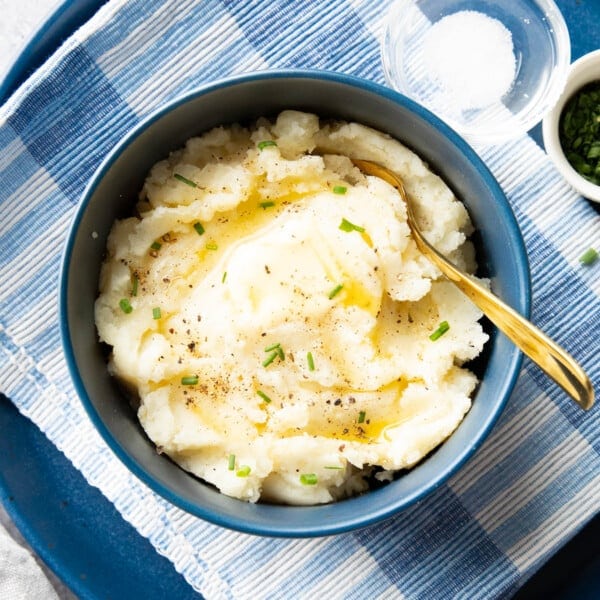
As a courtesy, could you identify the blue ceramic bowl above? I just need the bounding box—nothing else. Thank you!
[60,70,530,537]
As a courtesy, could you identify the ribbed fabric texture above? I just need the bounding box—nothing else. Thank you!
[0,1,598,598]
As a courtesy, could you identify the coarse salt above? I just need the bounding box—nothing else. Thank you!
[422,10,516,110]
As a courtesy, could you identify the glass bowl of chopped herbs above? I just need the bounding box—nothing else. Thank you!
[543,49,600,202]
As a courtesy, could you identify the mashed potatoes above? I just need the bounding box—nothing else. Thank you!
[95,111,488,504]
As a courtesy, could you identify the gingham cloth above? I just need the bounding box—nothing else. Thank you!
[1,1,599,598]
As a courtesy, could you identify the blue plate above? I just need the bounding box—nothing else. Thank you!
[0,0,598,597]
[0,394,198,599]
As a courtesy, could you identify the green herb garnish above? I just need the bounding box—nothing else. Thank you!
[222,271,227,283]
[119,298,133,314]
[236,465,251,477]
[579,247,599,266]
[358,410,366,424]
[259,201,275,209]
[333,185,347,195]
[262,342,284,367]
[307,351,315,371]
[131,276,139,297]
[559,81,600,185]
[152,307,161,320]
[181,375,199,385]
[205,242,218,251]
[174,173,198,188]
[262,351,278,367]
[429,321,450,341]
[193,222,205,236]
[300,473,318,485]
[257,390,272,404]
[150,241,162,251]
[257,140,277,150]
[339,218,365,233]
[264,342,281,352]
[328,283,344,299]
[228,454,236,471]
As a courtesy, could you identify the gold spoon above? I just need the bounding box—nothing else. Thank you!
[351,158,595,410]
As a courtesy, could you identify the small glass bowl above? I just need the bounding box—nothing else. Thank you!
[381,0,571,145]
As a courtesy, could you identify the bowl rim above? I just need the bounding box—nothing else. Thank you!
[59,68,531,536]
[381,0,571,144]
[542,49,600,202]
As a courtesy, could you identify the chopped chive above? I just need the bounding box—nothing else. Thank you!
[181,375,199,386]
[236,465,251,477]
[193,222,205,236]
[262,350,278,367]
[259,201,275,209]
[119,298,133,314]
[324,465,343,470]
[222,271,227,283]
[358,410,366,424]
[152,307,162,320]
[300,473,318,485]
[339,217,365,233]
[150,241,162,251]
[174,173,198,188]
[257,390,272,404]
[306,351,315,371]
[262,343,284,367]
[328,283,344,299]
[264,342,281,352]
[579,247,598,266]
[333,185,348,195]
[205,242,218,251]
[257,140,277,150]
[429,320,450,341]
[131,275,139,297]
[228,454,236,471]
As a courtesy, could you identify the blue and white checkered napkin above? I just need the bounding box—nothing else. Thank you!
[1,0,599,597]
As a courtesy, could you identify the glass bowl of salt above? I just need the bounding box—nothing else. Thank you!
[381,0,570,145]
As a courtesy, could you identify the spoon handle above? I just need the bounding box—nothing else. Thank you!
[414,231,594,410]
[350,158,594,410]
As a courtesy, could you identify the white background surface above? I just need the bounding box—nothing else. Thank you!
[0,0,61,81]
[1,2,79,597]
